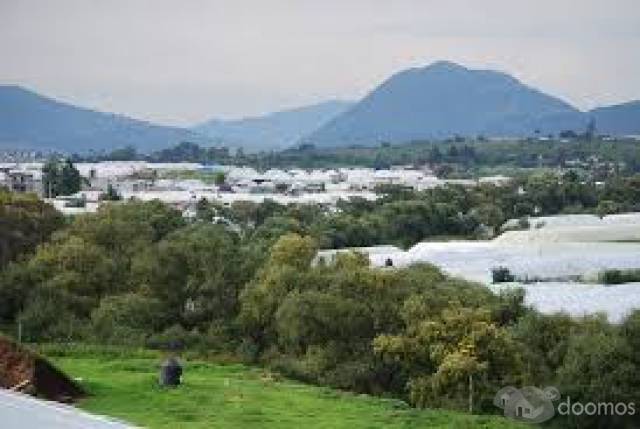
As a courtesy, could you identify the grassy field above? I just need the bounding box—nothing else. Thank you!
[44,348,525,429]
[158,169,221,184]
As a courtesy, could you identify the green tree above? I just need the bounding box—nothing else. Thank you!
[0,200,185,333]
[59,159,82,195]
[374,298,524,411]
[214,171,226,186]
[275,290,373,353]
[0,190,63,269]
[511,312,575,384]
[18,285,88,342]
[238,234,318,354]
[42,158,60,198]
[556,317,637,429]
[42,158,82,197]
[596,199,619,218]
[91,293,165,345]
[134,224,245,330]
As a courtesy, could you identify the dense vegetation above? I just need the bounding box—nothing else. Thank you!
[42,158,83,197]
[77,137,640,178]
[3,173,640,427]
[0,190,63,269]
[206,170,638,249]
[234,137,640,176]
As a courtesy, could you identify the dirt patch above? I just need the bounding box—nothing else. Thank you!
[0,336,84,402]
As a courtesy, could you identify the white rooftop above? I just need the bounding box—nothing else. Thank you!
[320,212,640,323]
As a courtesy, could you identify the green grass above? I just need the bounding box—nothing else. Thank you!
[159,170,220,184]
[49,351,525,429]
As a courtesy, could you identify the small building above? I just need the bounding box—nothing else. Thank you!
[303,182,326,193]
[248,180,276,194]
[6,170,43,196]
[217,183,234,193]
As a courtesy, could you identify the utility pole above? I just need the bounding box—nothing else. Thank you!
[17,317,22,344]
[468,374,473,414]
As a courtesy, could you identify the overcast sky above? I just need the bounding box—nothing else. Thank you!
[1,0,639,126]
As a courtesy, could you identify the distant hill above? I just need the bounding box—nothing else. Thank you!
[0,85,209,153]
[304,61,591,147]
[589,101,640,136]
[193,100,353,152]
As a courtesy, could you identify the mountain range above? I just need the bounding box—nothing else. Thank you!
[0,85,209,153]
[589,101,640,136]
[1,62,640,153]
[193,100,353,152]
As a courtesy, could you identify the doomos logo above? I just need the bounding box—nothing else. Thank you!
[494,386,559,424]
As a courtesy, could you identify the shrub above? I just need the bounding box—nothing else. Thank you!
[598,269,640,285]
[236,338,261,363]
[19,287,90,342]
[91,293,165,345]
[517,216,530,230]
[146,325,203,351]
[491,266,515,283]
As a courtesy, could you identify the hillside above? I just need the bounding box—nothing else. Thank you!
[304,61,589,147]
[193,100,353,152]
[589,100,640,136]
[0,85,209,153]
[47,348,524,429]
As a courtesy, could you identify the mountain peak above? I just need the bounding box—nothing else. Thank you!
[424,60,468,72]
[305,63,587,146]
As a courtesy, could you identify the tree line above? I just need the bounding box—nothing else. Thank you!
[73,138,640,176]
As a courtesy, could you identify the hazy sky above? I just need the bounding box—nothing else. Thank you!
[1,0,639,126]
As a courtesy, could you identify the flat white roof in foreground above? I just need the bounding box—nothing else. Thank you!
[0,389,135,429]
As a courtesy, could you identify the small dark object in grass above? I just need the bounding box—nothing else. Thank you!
[159,357,183,387]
